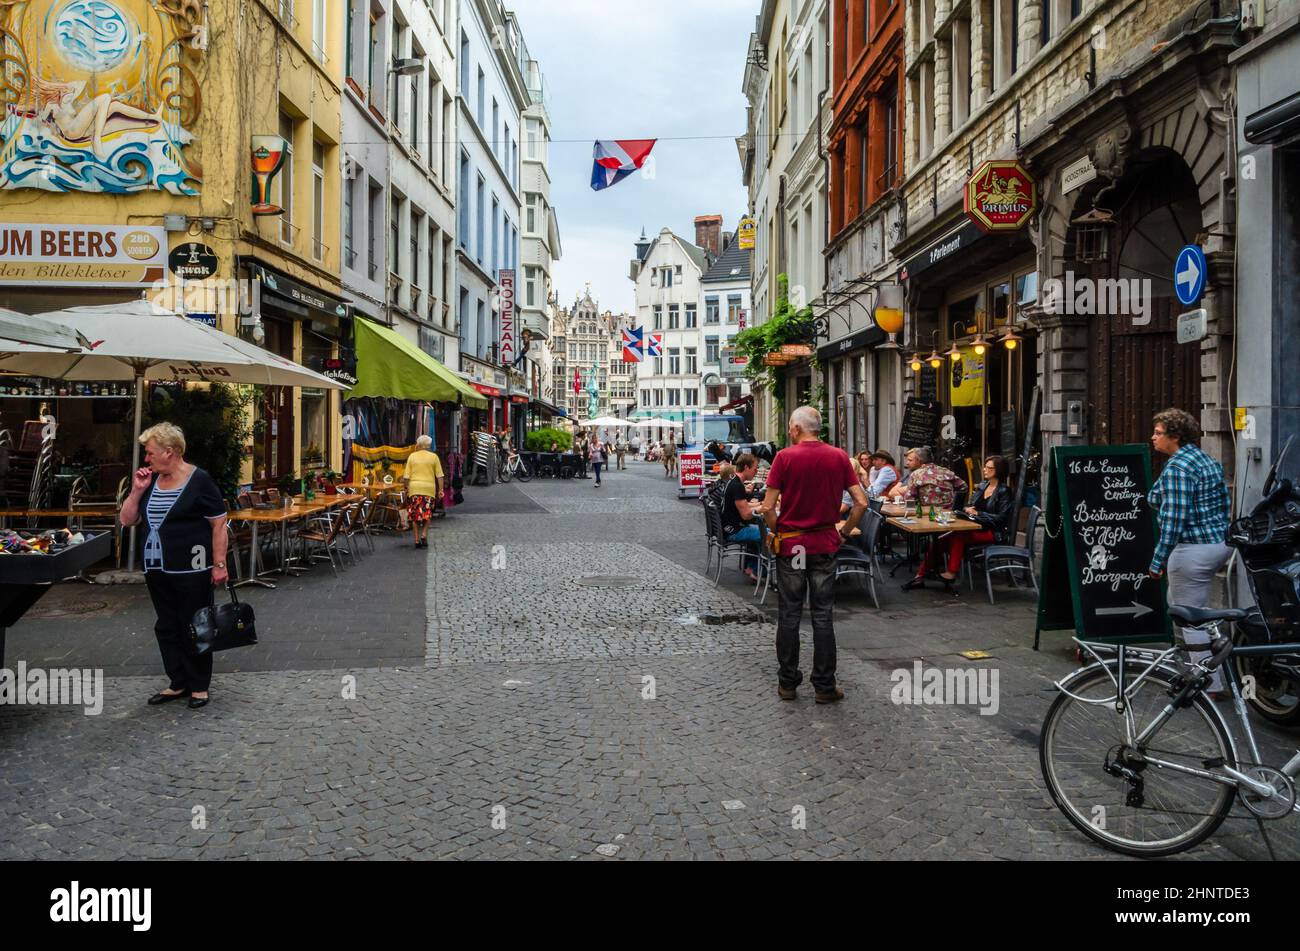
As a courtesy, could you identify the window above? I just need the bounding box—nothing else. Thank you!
[458,151,469,248]
[367,179,380,278]
[685,347,697,374]
[685,304,697,329]
[313,0,326,62]
[653,306,662,330]
[660,266,673,287]
[476,301,486,359]
[993,0,1019,89]
[684,388,698,407]
[390,195,400,282]
[491,196,499,277]
[668,348,680,374]
[408,54,421,146]
[460,31,469,93]
[368,13,379,99]
[410,209,423,299]
[475,175,485,264]
[427,72,438,174]
[525,266,538,307]
[674,264,682,279]
[705,335,719,363]
[667,389,680,406]
[344,0,355,78]
[428,228,437,305]
[526,194,537,233]
[653,357,663,375]
[526,118,539,158]
[476,67,485,128]
[311,140,324,260]
[668,304,679,329]
[278,113,294,244]
[492,99,499,154]
[882,84,898,188]
[857,128,867,212]
[705,296,719,324]
[653,389,663,407]
[343,174,354,268]
[727,295,742,324]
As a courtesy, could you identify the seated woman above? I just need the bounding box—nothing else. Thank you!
[720,453,765,582]
[903,455,1012,593]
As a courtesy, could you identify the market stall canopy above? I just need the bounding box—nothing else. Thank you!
[0,308,92,352]
[348,317,487,409]
[0,301,345,388]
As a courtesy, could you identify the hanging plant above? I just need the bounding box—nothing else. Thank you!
[733,274,822,446]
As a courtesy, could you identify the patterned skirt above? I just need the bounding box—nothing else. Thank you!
[407,494,435,524]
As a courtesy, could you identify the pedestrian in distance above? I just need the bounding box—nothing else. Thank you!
[1148,408,1233,691]
[403,434,445,549]
[761,406,869,704]
[119,422,229,710]
[591,436,607,487]
[615,434,628,470]
[662,439,677,478]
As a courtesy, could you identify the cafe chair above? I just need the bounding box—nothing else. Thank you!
[702,497,759,587]
[965,505,1041,605]
[834,509,883,609]
[700,496,717,577]
[753,519,776,605]
[297,507,350,577]
[69,475,127,569]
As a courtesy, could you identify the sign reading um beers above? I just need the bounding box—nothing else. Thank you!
[0,223,167,287]
[964,160,1037,232]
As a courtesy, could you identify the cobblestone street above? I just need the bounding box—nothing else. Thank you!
[1,460,1296,860]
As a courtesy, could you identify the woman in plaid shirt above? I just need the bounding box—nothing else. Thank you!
[1148,408,1232,689]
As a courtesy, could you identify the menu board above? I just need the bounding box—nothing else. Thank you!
[917,366,939,402]
[899,398,941,451]
[1035,444,1170,646]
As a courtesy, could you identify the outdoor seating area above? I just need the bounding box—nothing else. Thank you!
[701,478,1041,608]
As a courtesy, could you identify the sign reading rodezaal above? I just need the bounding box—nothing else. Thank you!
[964,160,1037,232]
[0,224,167,286]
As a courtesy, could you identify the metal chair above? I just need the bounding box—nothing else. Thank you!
[296,506,350,577]
[753,519,776,605]
[834,509,883,609]
[966,505,1042,604]
[702,498,760,587]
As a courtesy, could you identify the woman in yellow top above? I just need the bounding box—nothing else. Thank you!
[403,435,445,549]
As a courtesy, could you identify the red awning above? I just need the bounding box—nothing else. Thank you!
[721,394,753,412]
[471,382,503,398]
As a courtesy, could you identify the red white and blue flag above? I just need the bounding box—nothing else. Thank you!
[591,139,656,191]
[573,368,581,394]
[645,333,663,358]
[621,327,644,362]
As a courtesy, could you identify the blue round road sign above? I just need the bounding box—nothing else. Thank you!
[1174,244,1206,306]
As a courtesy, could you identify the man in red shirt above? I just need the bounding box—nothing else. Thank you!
[762,406,869,703]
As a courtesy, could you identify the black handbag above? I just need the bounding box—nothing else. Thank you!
[190,585,258,655]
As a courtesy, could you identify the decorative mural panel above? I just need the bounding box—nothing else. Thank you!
[0,0,204,195]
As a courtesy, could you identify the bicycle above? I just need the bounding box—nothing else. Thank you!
[498,449,531,483]
[1040,603,1300,857]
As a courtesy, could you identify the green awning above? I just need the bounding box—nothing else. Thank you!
[349,317,487,408]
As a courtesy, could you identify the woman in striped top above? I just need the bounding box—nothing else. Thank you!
[120,423,229,709]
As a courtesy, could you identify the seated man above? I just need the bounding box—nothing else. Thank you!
[720,453,765,581]
[887,447,965,508]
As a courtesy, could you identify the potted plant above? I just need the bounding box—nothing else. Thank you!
[321,469,340,494]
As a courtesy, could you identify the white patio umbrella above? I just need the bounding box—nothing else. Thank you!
[0,308,93,351]
[0,300,345,569]
[578,415,636,428]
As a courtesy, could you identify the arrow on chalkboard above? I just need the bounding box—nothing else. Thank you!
[1095,602,1154,619]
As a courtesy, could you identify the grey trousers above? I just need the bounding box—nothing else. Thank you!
[1167,542,1232,686]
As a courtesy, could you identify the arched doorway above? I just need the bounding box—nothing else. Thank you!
[1077,148,1201,472]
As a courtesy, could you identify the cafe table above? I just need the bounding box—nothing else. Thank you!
[227,497,351,588]
[883,508,984,576]
[0,506,119,530]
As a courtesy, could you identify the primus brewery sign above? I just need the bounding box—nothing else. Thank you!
[964,160,1037,232]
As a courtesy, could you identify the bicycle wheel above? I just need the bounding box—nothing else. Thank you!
[499,462,512,483]
[515,461,531,482]
[1040,662,1237,857]
[1232,625,1300,729]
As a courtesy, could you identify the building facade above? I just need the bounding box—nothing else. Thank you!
[0,0,348,485]
[699,228,755,414]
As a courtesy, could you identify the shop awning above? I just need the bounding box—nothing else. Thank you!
[349,317,487,408]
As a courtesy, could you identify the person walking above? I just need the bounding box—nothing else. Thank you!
[576,433,591,479]
[615,434,628,470]
[403,434,444,549]
[761,406,869,704]
[1148,408,1233,690]
[662,438,677,478]
[119,422,229,710]
[591,436,607,487]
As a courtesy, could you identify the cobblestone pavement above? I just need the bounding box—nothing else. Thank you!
[1,460,1296,860]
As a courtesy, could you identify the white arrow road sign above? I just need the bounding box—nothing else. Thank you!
[1096,602,1154,619]
[1176,256,1200,294]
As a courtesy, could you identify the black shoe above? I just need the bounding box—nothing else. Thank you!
[188,696,210,709]
[147,690,189,705]
[938,575,960,595]
[901,577,925,591]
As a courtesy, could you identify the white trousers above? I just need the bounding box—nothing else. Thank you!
[1167,542,1233,688]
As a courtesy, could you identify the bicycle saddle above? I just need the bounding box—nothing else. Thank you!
[1168,604,1249,626]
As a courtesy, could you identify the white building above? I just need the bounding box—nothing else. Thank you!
[630,226,713,435]
[519,51,562,424]
[340,0,458,364]
[456,0,527,432]
[604,310,638,420]
[699,227,753,414]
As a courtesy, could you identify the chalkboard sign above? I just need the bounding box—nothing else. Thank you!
[899,398,941,450]
[1034,444,1170,647]
[1000,410,1017,455]
[917,366,939,402]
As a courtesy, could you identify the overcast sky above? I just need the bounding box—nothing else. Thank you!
[510,0,754,316]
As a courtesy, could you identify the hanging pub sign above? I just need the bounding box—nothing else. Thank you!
[168,242,218,280]
[964,160,1037,232]
[250,136,287,216]
[737,216,756,250]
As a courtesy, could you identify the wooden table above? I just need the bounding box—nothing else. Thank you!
[886,514,984,535]
[0,506,119,529]
[228,498,354,588]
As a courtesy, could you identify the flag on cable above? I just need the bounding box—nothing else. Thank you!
[621,326,644,362]
[645,333,663,358]
[591,139,657,191]
[573,367,581,394]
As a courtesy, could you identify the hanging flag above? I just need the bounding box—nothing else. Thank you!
[573,367,581,394]
[621,326,644,362]
[591,139,657,191]
[645,333,663,358]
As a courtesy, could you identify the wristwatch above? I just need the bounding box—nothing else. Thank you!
[214,562,226,569]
